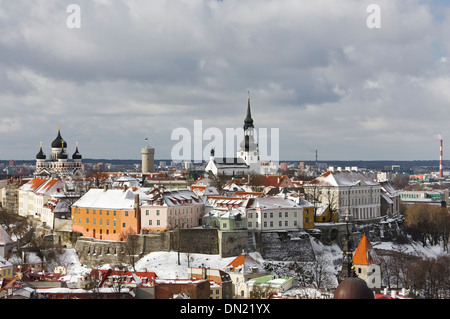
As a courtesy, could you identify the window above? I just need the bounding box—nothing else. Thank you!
[149,220,152,226]
[125,211,128,216]
[157,220,160,226]
[146,210,149,216]
[122,223,126,227]
[86,218,89,223]
[156,210,160,216]
[285,212,288,217]
[113,219,116,227]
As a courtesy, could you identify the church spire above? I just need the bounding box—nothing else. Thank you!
[244,92,254,130]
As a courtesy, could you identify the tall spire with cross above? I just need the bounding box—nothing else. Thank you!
[244,90,254,130]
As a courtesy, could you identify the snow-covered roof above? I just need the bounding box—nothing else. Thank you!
[225,253,266,275]
[72,189,137,210]
[246,197,300,210]
[308,170,379,187]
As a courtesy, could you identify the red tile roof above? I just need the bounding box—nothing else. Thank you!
[353,235,381,265]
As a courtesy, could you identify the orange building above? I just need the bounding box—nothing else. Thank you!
[71,188,140,241]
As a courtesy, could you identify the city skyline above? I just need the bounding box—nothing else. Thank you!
[1,1,450,161]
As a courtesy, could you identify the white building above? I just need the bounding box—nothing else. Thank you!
[245,197,304,231]
[353,235,382,289]
[35,126,84,178]
[18,177,65,220]
[224,252,267,298]
[304,168,381,221]
[205,97,262,176]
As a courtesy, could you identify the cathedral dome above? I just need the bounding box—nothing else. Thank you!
[72,144,82,160]
[36,144,46,160]
[57,148,68,160]
[51,129,67,148]
[334,277,374,299]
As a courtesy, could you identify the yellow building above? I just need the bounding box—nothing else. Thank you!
[314,203,338,223]
[297,197,315,229]
[0,256,13,279]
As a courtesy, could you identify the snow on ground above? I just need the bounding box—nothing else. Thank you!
[372,241,447,258]
[58,238,447,284]
[134,251,238,279]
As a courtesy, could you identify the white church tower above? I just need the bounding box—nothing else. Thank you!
[237,95,261,173]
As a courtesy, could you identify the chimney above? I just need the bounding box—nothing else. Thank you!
[440,139,444,179]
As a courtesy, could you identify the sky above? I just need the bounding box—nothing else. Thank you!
[1,0,450,162]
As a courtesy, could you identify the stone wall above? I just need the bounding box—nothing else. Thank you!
[75,228,322,267]
[75,237,129,266]
[218,230,248,258]
[256,231,316,262]
[174,228,219,255]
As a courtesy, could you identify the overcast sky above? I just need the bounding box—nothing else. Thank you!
[1,0,450,162]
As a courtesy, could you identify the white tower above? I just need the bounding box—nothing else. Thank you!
[141,146,155,173]
[237,95,261,173]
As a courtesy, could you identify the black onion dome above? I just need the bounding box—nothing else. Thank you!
[334,277,374,299]
[51,129,67,148]
[57,148,68,160]
[72,146,82,160]
[36,144,46,160]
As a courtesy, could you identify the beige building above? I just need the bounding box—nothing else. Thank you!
[140,188,204,231]
[224,252,267,298]
[304,168,381,221]
[18,178,65,220]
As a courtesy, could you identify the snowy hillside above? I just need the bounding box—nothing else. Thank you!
[59,237,447,289]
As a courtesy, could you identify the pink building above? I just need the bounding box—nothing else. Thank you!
[140,188,204,232]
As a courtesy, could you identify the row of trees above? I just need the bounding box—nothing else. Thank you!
[381,251,449,299]
[403,204,449,251]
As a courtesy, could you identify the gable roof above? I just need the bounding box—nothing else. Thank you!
[225,252,266,275]
[0,226,13,246]
[353,235,381,265]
